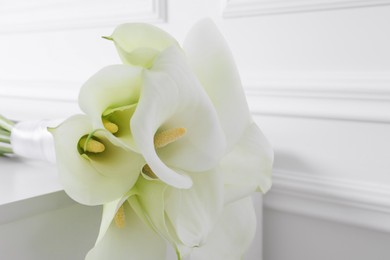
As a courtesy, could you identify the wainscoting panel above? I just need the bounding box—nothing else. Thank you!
[244,71,390,123]
[222,0,390,17]
[0,0,167,33]
[265,170,390,232]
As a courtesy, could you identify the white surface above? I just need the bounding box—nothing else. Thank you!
[0,156,61,206]
[0,192,101,260]
[0,157,102,260]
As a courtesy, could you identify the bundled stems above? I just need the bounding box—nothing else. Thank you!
[0,115,15,155]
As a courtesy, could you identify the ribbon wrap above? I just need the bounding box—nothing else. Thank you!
[10,120,62,163]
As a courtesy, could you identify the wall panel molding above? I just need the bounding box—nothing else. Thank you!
[222,0,390,18]
[243,71,390,123]
[0,0,167,33]
[1,70,390,122]
[265,169,390,232]
[0,79,79,120]
[0,79,78,102]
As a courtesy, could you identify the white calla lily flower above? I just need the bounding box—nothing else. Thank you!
[86,191,167,260]
[78,47,227,189]
[131,46,227,189]
[79,64,142,152]
[61,18,272,260]
[189,196,257,260]
[183,19,273,201]
[106,23,179,68]
[90,168,223,260]
[134,168,224,258]
[184,19,252,150]
[221,123,273,204]
[49,115,144,205]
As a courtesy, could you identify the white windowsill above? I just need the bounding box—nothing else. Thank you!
[0,156,75,224]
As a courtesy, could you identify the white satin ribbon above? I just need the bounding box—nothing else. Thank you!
[10,120,62,163]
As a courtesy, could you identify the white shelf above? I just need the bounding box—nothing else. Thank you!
[0,156,62,206]
[0,156,101,259]
[0,156,75,225]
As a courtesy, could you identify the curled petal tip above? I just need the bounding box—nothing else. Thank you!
[179,176,193,189]
[102,36,114,41]
[163,172,193,189]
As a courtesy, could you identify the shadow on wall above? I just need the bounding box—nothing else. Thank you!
[273,149,318,174]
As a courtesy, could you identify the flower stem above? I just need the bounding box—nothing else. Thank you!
[0,115,14,155]
[0,142,12,154]
[0,133,10,143]
[0,114,15,132]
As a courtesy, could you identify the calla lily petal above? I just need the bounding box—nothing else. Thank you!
[86,199,166,260]
[130,177,177,243]
[221,123,273,204]
[87,129,144,179]
[164,168,224,249]
[109,23,179,67]
[94,191,137,244]
[50,115,144,205]
[183,19,251,150]
[131,46,226,188]
[101,104,138,152]
[79,64,142,132]
[190,197,257,260]
[116,47,159,68]
[132,169,224,259]
[129,176,189,257]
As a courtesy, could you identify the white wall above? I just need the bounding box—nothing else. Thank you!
[1,0,390,259]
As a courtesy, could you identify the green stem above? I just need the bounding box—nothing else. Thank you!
[0,114,15,132]
[0,115,13,154]
[102,36,113,41]
[0,133,10,143]
[0,142,12,154]
[0,128,10,135]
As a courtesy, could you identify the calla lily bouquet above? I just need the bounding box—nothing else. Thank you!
[0,19,273,259]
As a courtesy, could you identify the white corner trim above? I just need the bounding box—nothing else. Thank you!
[222,0,390,18]
[0,0,167,34]
[243,71,390,123]
[264,169,390,232]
